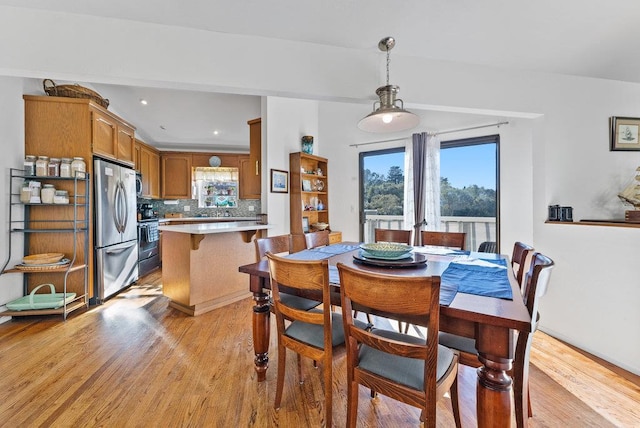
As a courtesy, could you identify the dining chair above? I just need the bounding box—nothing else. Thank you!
[512,241,535,286]
[266,253,367,426]
[438,252,554,428]
[421,231,466,250]
[374,228,412,245]
[358,230,414,326]
[477,241,497,253]
[254,235,319,311]
[304,230,330,249]
[337,262,461,428]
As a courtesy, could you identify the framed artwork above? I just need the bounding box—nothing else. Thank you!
[610,116,640,151]
[302,179,312,192]
[302,216,310,233]
[270,169,288,193]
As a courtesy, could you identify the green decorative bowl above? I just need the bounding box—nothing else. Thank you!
[359,242,413,258]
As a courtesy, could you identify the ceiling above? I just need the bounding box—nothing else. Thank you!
[12,0,640,151]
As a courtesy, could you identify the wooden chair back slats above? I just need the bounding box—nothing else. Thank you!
[341,269,438,317]
[511,241,535,287]
[304,230,330,249]
[374,228,412,245]
[421,231,466,250]
[255,235,293,261]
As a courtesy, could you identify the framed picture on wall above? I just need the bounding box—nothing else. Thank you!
[270,169,289,193]
[610,116,640,151]
[302,216,310,233]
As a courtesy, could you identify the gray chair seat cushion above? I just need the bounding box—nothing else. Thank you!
[358,328,456,391]
[271,293,319,311]
[438,332,477,355]
[285,310,369,349]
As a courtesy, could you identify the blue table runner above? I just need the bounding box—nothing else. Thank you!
[285,244,360,261]
[285,244,511,304]
[441,258,513,300]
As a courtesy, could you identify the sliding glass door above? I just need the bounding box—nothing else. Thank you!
[359,148,405,243]
[359,134,499,250]
[440,135,499,251]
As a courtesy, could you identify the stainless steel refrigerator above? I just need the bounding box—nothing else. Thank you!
[94,158,139,303]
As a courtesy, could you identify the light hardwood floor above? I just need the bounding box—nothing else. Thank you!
[0,270,638,427]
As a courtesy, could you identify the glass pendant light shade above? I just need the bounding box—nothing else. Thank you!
[358,37,420,133]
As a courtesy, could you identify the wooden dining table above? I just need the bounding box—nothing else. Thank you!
[238,243,531,428]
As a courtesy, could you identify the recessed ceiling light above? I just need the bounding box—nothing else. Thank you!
[213,130,219,135]
[140,99,148,105]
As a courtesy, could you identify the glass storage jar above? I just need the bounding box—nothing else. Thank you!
[41,184,56,204]
[48,158,60,177]
[60,158,73,178]
[29,181,41,203]
[53,190,69,204]
[71,157,86,178]
[35,156,49,177]
[24,155,36,176]
[20,182,32,203]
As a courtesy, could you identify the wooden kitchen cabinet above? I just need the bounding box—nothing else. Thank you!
[90,107,135,166]
[136,140,160,198]
[240,118,261,199]
[160,152,247,199]
[161,153,192,199]
[22,95,138,298]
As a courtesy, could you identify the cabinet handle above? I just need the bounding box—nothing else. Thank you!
[255,161,259,176]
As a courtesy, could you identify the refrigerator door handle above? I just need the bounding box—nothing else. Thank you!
[119,181,129,233]
[113,182,122,233]
[106,246,131,255]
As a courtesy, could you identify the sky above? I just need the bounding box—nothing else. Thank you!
[364,144,496,190]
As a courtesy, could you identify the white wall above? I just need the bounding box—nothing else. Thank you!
[263,97,319,236]
[0,6,638,374]
[0,77,26,320]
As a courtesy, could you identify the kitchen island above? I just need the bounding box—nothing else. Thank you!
[159,221,271,316]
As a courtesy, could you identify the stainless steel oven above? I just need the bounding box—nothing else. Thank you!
[138,219,160,277]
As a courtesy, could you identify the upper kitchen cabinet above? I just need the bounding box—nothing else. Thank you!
[90,107,136,165]
[161,153,192,199]
[240,118,261,200]
[135,140,160,199]
[23,95,136,166]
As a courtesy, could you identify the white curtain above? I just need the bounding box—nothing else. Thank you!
[404,133,441,244]
[424,134,441,231]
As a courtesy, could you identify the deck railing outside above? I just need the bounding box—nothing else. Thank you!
[363,214,497,251]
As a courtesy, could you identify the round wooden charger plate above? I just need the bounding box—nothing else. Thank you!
[353,251,427,268]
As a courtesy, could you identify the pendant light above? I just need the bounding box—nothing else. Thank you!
[358,37,420,133]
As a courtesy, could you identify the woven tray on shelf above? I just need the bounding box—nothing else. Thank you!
[15,258,70,271]
[43,78,109,109]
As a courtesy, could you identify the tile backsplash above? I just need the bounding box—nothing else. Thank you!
[140,198,262,218]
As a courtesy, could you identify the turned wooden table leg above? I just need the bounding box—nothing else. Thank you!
[252,290,270,382]
[476,353,513,427]
[475,324,514,427]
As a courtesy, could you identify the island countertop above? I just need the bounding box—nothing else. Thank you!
[158,216,257,224]
[159,221,271,235]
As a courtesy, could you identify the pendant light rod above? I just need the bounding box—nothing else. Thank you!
[349,121,509,147]
[358,36,420,133]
